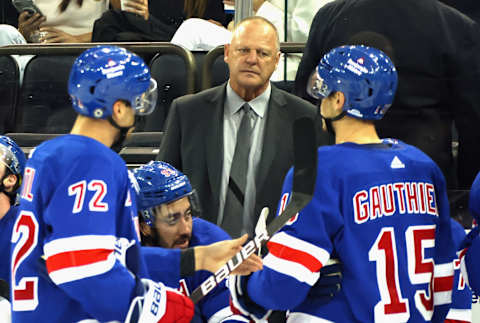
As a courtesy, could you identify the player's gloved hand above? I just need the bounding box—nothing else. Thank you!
[228,275,271,322]
[125,279,194,323]
[308,259,343,304]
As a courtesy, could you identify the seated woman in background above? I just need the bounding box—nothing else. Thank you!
[0,0,146,83]
[91,0,227,42]
[0,0,128,44]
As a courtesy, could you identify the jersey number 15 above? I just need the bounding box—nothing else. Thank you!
[369,225,452,322]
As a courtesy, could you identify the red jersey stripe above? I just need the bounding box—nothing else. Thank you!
[267,241,322,272]
[434,275,454,292]
[46,248,113,273]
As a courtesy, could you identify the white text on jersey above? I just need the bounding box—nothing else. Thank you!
[354,182,438,224]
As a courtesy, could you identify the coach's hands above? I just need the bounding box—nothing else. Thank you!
[194,234,263,274]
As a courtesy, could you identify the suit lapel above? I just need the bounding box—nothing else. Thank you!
[205,85,227,205]
[256,86,287,193]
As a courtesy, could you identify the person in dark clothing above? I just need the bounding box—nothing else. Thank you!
[440,0,480,23]
[92,0,227,42]
[294,0,480,190]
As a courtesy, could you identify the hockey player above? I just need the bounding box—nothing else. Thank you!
[461,172,480,294]
[134,160,261,322]
[10,45,252,323]
[228,45,457,322]
[0,136,27,323]
[445,219,472,323]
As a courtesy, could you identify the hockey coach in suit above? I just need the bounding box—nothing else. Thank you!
[157,16,329,238]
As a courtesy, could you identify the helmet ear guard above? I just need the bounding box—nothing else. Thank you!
[307,45,398,120]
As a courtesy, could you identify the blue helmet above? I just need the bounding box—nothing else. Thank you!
[0,136,27,194]
[68,45,158,119]
[0,136,26,178]
[132,161,200,226]
[307,45,398,120]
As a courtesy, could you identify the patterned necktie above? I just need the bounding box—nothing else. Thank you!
[221,103,256,237]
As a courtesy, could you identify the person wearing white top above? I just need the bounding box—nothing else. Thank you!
[170,0,334,80]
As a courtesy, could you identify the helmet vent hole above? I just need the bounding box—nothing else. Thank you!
[89,86,95,94]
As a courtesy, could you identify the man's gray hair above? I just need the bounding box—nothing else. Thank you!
[233,16,280,51]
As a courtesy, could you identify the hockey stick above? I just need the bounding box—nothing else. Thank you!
[190,117,318,304]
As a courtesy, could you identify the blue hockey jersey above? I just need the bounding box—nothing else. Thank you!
[445,219,472,322]
[144,217,247,322]
[0,205,18,283]
[247,140,456,322]
[10,135,150,322]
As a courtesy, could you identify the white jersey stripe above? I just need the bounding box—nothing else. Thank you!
[263,253,320,286]
[287,312,334,323]
[434,262,454,277]
[433,290,452,306]
[44,235,117,257]
[445,308,472,322]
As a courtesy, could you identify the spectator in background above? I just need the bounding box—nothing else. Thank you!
[0,0,142,83]
[157,17,328,239]
[294,0,480,190]
[0,0,126,44]
[171,0,334,80]
[439,0,480,24]
[92,0,226,42]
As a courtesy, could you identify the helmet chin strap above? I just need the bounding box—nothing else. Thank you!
[107,116,136,153]
[319,110,347,136]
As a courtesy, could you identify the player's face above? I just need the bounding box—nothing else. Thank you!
[224,20,280,99]
[152,196,193,249]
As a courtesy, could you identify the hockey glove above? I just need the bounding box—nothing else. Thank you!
[228,275,271,322]
[308,260,343,304]
[125,279,194,323]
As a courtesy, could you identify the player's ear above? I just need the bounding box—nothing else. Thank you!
[139,221,151,237]
[3,174,17,191]
[334,92,346,112]
[111,100,130,122]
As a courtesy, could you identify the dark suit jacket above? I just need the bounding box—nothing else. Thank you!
[294,0,480,189]
[157,83,326,228]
